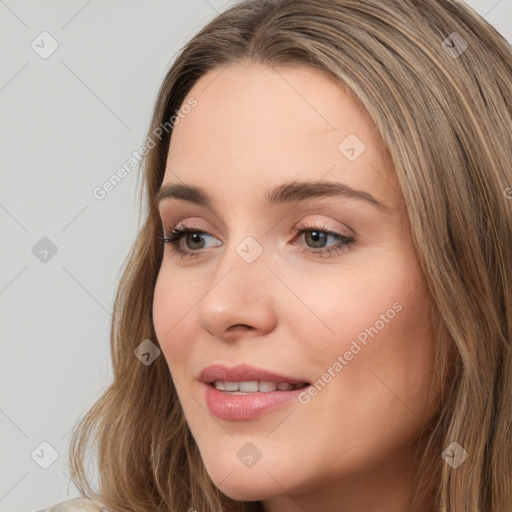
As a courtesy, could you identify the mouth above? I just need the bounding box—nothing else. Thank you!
[198,364,312,421]
[198,362,310,387]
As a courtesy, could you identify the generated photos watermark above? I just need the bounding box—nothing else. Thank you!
[298,301,403,405]
[92,96,198,201]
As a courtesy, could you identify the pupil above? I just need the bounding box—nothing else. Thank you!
[307,230,326,248]
[188,233,205,249]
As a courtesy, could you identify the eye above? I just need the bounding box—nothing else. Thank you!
[160,220,355,259]
[161,224,220,259]
[290,220,355,258]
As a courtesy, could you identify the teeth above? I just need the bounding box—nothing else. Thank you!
[259,381,278,392]
[212,380,305,392]
[224,381,238,392]
[214,381,226,391]
[239,381,259,392]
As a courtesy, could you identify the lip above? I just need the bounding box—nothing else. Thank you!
[198,363,310,385]
[198,364,311,421]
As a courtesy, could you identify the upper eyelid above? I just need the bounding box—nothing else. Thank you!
[158,207,231,233]
[160,215,233,236]
[156,193,382,231]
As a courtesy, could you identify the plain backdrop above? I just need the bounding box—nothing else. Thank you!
[1,1,511,511]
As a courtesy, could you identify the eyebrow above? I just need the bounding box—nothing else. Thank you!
[154,180,393,212]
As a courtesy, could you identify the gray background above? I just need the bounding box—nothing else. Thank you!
[1,1,510,511]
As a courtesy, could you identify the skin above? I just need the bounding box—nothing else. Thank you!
[152,61,438,512]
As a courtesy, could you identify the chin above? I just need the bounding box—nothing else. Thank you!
[214,473,279,502]
[199,454,283,501]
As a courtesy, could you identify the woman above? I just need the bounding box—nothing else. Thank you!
[43,0,512,510]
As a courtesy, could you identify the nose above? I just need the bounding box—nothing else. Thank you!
[194,240,278,342]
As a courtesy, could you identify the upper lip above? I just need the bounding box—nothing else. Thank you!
[198,363,310,385]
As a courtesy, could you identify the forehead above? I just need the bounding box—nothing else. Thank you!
[164,61,398,205]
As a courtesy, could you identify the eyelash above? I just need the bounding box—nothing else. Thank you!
[160,221,355,260]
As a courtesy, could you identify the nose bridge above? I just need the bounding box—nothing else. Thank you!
[194,231,278,338]
[215,210,272,272]
[210,230,271,304]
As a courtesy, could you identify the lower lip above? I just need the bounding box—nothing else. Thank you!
[203,383,309,421]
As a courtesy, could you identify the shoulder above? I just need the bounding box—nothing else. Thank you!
[41,497,107,512]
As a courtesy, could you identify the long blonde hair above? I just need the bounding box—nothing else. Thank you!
[68,1,512,510]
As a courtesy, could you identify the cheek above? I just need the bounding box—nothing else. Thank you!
[281,270,436,479]
[152,270,196,370]
[286,244,426,364]
[288,246,436,421]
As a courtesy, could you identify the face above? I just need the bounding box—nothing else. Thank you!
[153,61,437,511]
